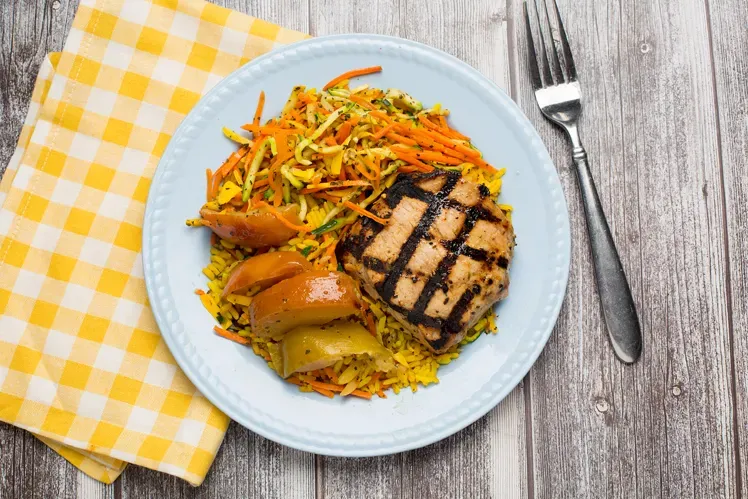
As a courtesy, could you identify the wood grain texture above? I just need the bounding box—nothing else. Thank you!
[0,1,316,498]
[310,1,526,498]
[511,0,740,497]
[0,0,77,177]
[1,0,747,497]
[707,0,748,495]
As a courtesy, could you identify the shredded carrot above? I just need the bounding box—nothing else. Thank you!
[206,169,212,201]
[286,376,303,386]
[312,386,335,398]
[323,367,338,382]
[334,122,352,143]
[372,123,396,139]
[377,390,387,398]
[214,326,250,345]
[335,115,360,142]
[351,390,372,400]
[268,152,292,206]
[392,146,462,165]
[385,132,418,146]
[241,124,292,135]
[255,201,309,232]
[343,201,389,224]
[418,114,446,133]
[349,94,377,111]
[214,147,248,184]
[275,132,292,158]
[345,164,361,181]
[210,232,217,246]
[253,178,270,188]
[323,66,382,91]
[297,92,314,105]
[354,157,378,181]
[299,180,371,193]
[452,142,482,159]
[195,289,205,295]
[391,150,434,172]
[369,110,393,124]
[253,90,265,126]
[308,380,345,392]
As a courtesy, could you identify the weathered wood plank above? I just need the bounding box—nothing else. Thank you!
[0,0,315,498]
[310,1,527,498]
[707,0,748,496]
[512,0,737,497]
[0,0,78,176]
[2,0,745,498]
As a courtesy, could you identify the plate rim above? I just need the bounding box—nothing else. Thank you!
[143,33,571,456]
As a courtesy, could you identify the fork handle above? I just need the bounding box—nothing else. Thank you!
[572,146,642,363]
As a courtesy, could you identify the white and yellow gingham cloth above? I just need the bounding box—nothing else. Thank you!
[0,0,305,485]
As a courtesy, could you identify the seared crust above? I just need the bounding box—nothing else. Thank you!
[337,171,515,353]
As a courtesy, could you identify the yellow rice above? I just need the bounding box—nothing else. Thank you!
[191,76,511,399]
[196,164,505,399]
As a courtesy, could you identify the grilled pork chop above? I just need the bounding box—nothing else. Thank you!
[337,171,515,353]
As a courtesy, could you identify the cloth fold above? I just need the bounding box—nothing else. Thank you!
[0,0,305,485]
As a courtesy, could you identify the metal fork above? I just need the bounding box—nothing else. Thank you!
[523,0,642,363]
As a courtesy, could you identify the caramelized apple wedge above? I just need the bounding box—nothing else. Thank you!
[222,251,312,297]
[199,205,302,248]
[249,271,359,338]
[268,320,393,378]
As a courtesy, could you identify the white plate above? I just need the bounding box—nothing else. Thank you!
[143,34,570,456]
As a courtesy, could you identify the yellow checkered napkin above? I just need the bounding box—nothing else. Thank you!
[0,0,306,485]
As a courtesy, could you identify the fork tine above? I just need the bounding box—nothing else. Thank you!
[551,0,577,81]
[523,2,543,90]
[531,1,553,85]
[541,0,564,83]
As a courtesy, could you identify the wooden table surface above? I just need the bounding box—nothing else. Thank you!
[1,0,746,497]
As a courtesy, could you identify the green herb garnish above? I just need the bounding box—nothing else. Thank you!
[311,219,340,235]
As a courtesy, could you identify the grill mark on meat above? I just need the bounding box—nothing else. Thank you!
[337,216,385,260]
[443,200,500,223]
[429,284,482,351]
[362,256,388,273]
[385,172,440,208]
[385,171,499,222]
[376,172,460,302]
[408,204,484,328]
[387,301,444,329]
[460,246,489,262]
[341,170,514,352]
